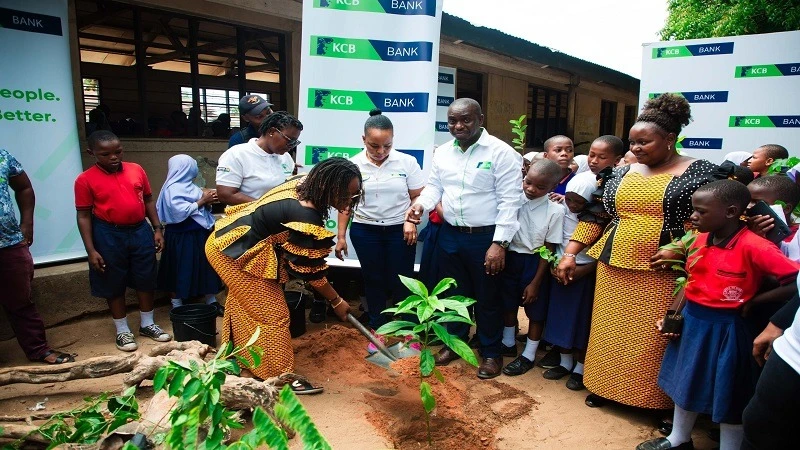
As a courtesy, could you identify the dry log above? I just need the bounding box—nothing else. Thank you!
[123,341,212,388]
[220,376,279,411]
[0,423,49,444]
[0,411,63,422]
[0,354,141,387]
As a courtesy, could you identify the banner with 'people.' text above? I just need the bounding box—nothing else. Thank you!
[0,0,85,263]
[641,31,800,163]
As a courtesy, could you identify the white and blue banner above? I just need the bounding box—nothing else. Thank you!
[641,31,800,162]
[0,0,85,263]
[435,66,456,147]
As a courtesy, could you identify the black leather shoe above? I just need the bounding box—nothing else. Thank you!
[537,348,560,369]
[502,355,535,376]
[636,437,694,450]
[433,347,461,366]
[477,357,502,379]
[658,419,674,436]
[500,343,517,357]
[585,393,608,408]
[542,365,571,380]
[309,300,326,323]
[566,373,585,391]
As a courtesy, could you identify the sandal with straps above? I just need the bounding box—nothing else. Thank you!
[34,349,75,365]
[279,374,324,395]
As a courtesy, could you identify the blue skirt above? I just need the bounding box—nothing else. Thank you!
[498,251,549,321]
[658,301,757,424]
[543,268,595,350]
[157,219,223,299]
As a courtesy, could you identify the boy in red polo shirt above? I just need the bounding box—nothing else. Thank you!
[641,180,799,450]
[74,131,171,352]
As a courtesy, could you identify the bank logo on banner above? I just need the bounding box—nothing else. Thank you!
[0,6,62,36]
[305,145,424,168]
[676,138,724,150]
[652,42,734,58]
[315,0,436,16]
[649,91,729,103]
[729,116,800,128]
[312,36,433,62]
[735,63,800,78]
[438,71,454,84]
[309,88,428,112]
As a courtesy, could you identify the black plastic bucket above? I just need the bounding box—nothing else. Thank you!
[170,304,218,347]
[285,291,307,338]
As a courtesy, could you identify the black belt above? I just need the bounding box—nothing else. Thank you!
[446,223,495,234]
[93,217,144,229]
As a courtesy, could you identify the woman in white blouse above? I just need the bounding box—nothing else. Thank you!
[335,109,425,347]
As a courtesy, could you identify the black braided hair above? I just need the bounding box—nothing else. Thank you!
[637,93,691,136]
[364,108,393,133]
[695,179,751,212]
[87,130,120,150]
[258,111,304,137]
[296,157,362,220]
[593,135,626,157]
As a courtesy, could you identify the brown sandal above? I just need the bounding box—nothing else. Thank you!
[34,350,75,365]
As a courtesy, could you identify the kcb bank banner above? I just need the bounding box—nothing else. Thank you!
[641,31,800,162]
[0,0,85,263]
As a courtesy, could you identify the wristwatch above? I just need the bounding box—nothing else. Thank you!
[493,240,510,249]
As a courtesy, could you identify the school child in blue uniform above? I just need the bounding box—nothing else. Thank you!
[639,180,800,450]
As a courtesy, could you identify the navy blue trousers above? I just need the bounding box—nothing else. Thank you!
[435,223,501,358]
[350,222,416,330]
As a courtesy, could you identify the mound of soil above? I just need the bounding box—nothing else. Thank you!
[293,326,535,449]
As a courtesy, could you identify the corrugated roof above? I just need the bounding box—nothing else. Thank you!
[441,13,640,92]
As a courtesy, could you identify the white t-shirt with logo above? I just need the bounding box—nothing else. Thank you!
[350,150,425,226]
[215,138,294,199]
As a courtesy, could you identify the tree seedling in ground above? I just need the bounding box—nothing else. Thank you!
[375,275,478,446]
[509,114,527,152]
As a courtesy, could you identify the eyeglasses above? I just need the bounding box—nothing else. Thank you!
[275,128,301,149]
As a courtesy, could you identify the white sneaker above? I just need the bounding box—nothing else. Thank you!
[116,332,138,352]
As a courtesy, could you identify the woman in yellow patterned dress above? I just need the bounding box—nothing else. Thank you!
[556,94,726,414]
[205,157,361,393]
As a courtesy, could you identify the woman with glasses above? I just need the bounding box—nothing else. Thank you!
[215,111,301,206]
[206,157,361,394]
[334,109,425,352]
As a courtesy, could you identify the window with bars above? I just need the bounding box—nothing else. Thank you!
[180,87,269,124]
[527,85,568,149]
[82,78,100,122]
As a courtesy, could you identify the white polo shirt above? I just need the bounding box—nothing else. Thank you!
[773,276,800,375]
[351,150,425,226]
[416,129,523,242]
[509,194,564,254]
[560,211,595,265]
[215,138,294,199]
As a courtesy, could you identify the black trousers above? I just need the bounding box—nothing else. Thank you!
[741,351,800,449]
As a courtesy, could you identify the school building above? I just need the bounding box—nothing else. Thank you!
[68,0,639,185]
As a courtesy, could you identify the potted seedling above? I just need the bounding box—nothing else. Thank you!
[375,275,478,446]
[656,232,700,334]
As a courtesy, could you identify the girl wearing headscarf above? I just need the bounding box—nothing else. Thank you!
[541,171,599,391]
[156,154,223,312]
[723,151,752,166]
[571,155,590,174]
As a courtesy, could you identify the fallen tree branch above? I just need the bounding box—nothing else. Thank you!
[0,411,62,422]
[0,354,141,386]
[0,423,49,444]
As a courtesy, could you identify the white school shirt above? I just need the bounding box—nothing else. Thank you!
[416,129,523,242]
[781,229,800,262]
[559,210,595,265]
[508,195,564,254]
[215,139,294,199]
[772,276,800,375]
[351,150,425,225]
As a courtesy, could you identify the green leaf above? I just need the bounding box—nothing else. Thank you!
[420,349,434,377]
[168,371,187,397]
[245,326,261,348]
[248,347,262,369]
[430,277,457,296]
[420,381,436,414]
[274,386,331,450]
[235,354,251,370]
[398,274,428,298]
[417,304,435,323]
[214,341,233,360]
[442,295,477,307]
[428,295,445,312]
[433,313,474,325]
[430,323,478,367]
[375,320,417,336]
[182,378,202,401]
[432,368,445,383]
[153,368,168,392]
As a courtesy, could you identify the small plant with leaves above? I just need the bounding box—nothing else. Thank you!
[657,231,701,334]
[153,327,330,450]
[375,275,477,446]
[768,156,800,175]
[533,245,559,267]
[509,114,527,152]
[2,389,139,450]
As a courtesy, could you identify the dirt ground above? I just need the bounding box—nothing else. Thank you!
[0,305,719,449]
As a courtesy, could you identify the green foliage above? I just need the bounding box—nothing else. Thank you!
[509,115,527,152]
[768,157,800,175]
[659,231,700,296]
[154,327,330,450]
[1,388,140,450]
[533,245,559,267]
[376,275,478,445]
[661,0,800,40]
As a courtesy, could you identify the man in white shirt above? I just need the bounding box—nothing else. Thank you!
[406,98,523,379]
